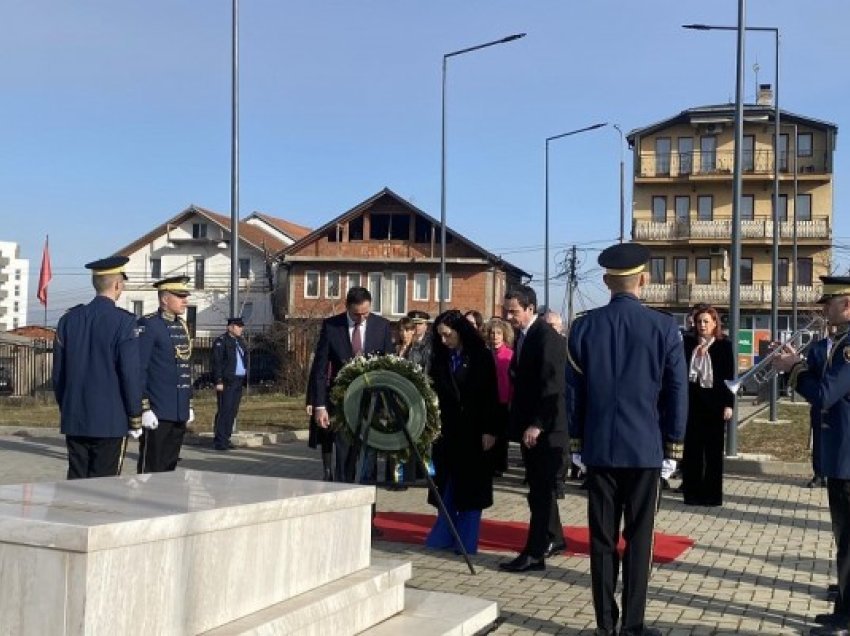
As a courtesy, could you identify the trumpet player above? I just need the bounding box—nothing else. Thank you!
[772,276,850,636]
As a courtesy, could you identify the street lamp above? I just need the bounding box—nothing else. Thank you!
[544,123,607,310]
[439,33,526,313]
[230,0,240,318]
[682,0,747,455]
[683,21,781,423]
[613,124,627,244]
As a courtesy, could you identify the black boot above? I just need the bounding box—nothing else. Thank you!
[321,452,334,482]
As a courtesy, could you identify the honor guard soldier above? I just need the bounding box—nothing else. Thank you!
[138,275,195,473]
[773,276,850,636]
[52,256,143,479]
[211,316,248,450]
[566,243,688,636]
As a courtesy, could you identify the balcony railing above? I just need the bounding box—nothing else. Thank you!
[637,149,828,178]
[641,282,822,306]
[633,217,830,241]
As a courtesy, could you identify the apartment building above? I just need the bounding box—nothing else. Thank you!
[0,242,30,332]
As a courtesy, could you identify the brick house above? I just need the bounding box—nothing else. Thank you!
[274,188,529,320]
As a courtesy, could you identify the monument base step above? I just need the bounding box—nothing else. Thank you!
[200,560,411,636]
[361,588,499,636]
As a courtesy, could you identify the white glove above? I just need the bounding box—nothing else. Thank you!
[571,453,586,474]
[128,428,143,440]
[661,459,677,481]
[141,410,159,430]
[187,408,195,424]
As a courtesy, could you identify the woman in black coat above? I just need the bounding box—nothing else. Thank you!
[681,305,735,506]
[425,310,499,554]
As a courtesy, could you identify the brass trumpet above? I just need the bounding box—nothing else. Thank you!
[724,316,826,394]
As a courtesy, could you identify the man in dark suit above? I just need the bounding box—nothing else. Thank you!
[310,286,394,483]
[567,243,687,636]
[53,256,143,479]
[499,285,567,573]
[211,317,248,451]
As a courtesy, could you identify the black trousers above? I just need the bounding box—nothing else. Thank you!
[520,441,564,558]
[682,412,724,505]
[66,436,127,479]
[214,380,244,448]
[828,478,850,621]
[587,467,660,635]
[138,420,186,473]
[492,403,509,474]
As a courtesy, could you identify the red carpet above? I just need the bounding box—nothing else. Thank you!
[374,512,693,564]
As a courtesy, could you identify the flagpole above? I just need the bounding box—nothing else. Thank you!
[44,235,48,327]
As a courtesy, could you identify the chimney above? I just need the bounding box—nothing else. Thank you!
[757,83,774,106]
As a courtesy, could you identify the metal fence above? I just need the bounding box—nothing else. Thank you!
[0,338,53,398]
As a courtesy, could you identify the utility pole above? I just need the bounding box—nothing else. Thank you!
[566,245,578,327]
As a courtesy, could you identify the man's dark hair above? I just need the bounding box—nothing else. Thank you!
[345,286,371,306]
[505,285,537,311]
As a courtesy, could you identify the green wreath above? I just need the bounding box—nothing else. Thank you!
[329,354,440,462]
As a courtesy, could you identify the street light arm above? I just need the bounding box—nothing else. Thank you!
[683,23,777,33]
[444,33,526,59]
[546,122,607,144]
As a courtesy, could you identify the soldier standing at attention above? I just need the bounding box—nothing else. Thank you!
[212,316,248,451]
[138,276,195,473]
[567,243,687,636]
[52,256,143,479]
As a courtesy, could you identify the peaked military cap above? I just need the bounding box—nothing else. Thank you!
[407,310,431,324]
[598,243,651,276]
[817,276,850,304]
[153,275,191,297]
[227,317,244,326]
[85,256,129,280]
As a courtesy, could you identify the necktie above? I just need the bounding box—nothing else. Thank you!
[516,331,525,360]
[351,321,363,355]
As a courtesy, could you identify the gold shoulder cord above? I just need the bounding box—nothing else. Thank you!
[174,318,193,361]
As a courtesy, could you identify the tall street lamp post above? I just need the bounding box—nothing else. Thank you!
[230,0,240,318]
[613,124,626,244]
[682,0,747,455]
[683,22,782,424]
[544,123,607,310]
[440,33,525,314]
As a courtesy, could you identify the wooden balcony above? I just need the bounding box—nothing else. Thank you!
[641,282,822,307]
[633,217,830,242]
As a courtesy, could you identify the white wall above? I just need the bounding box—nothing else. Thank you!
[0,241,30,331]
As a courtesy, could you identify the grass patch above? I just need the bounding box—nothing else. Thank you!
[0,392,310,433]
[738,401,813,462]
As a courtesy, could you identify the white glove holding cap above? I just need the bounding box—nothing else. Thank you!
[661,458,677,481]
[571,453,586,475]
[141,410,159,430]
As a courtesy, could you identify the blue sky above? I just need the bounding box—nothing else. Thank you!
[3,1,849,324]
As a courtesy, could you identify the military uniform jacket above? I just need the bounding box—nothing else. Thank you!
[211,333,248,385]
[52,296,142,437]
[791,329,850,479]
[566,292,688,468]
[138,310,193,423]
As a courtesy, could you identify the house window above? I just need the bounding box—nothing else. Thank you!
[186,306,197,338]
[369,214,391,240]
[778,194,788,222]
[740,258,753,286]
[697,195,713,221]
[326,225,341,242]
[13,285,19,297]
[348,216,364,241]
[779,133,789,171]
[677,137,693,175]
[239,258,251,279]
[326,271,341,299]
[347,272,362,291]
[742,135,755,171]
[414,217,432,243]
[674,196,689,222]
[741,195,754,221]
[150,258,162,279]
[673,258,688,284]
[391,273,407,315]
[655,137,671,174]
[368,273,383,313]
[695,258,711,285]
[194,258,205,289]
[132,301,144,317]
[304,271,320,299]
[651,196,667,223]
[778,258,789,286]
[435,273,452,303]
[650,257,665,284]
[242,302,253,322]
[796,194,812,221]
[413,272,429,301]
[797,133,813,157]
[797,258,813,286]
[192,223,208,239]
[390,215,410,240]
[700,136,717,172]
[14,270,20,281]
[13,301,19,313]
[12,318,18,328]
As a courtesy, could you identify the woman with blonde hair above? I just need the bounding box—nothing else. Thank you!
[487,317,514,476]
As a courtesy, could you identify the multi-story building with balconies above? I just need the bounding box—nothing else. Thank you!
[627,88,838,364]
[0,242,30,332]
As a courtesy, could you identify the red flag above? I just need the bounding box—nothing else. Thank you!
[37,237,52,306]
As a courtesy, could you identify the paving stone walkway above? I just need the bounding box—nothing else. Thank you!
[0,431,832,635]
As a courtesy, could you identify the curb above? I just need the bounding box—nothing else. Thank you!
[183,430,310,448]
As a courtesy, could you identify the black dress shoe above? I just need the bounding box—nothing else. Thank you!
[815,613,844,626]
[213,445,230,451]
[829,584,840,601]
[499,553,545,572]
[545,541,567,558]
[594,629,616,636]
[620,628,661,636]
